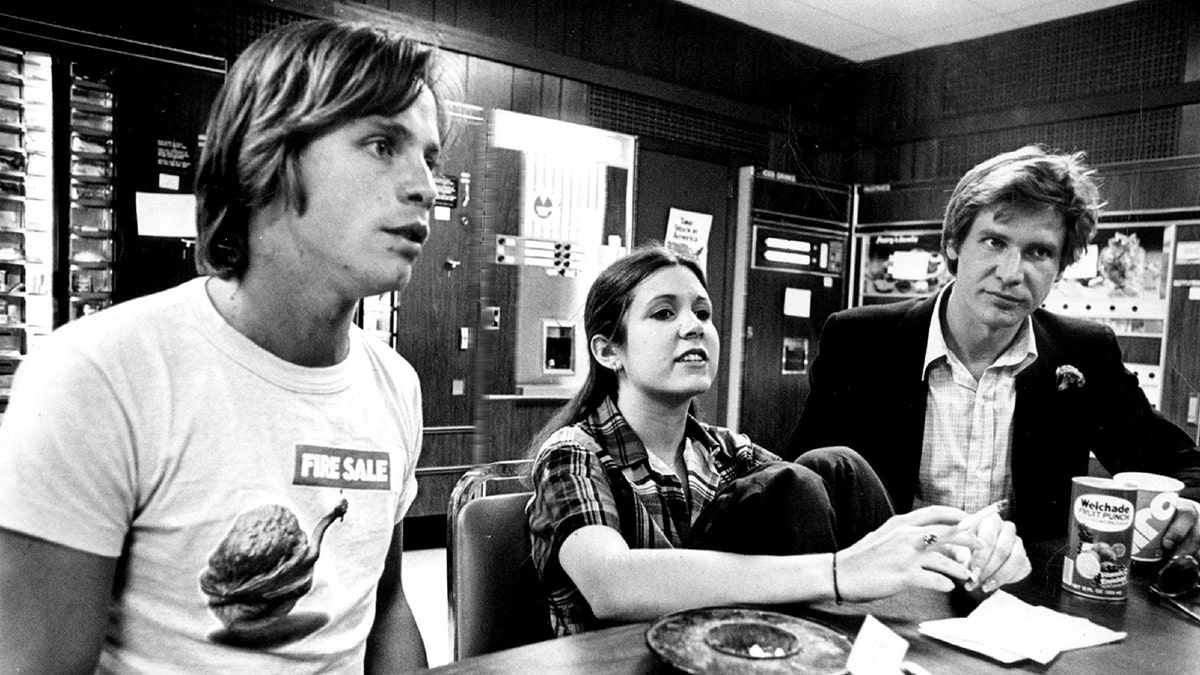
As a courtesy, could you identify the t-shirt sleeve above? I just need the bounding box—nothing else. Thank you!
[527,431,622,580]
[0,338,135,558]
[393,368,423,525]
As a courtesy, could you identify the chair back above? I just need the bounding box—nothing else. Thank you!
[447,460,553,659]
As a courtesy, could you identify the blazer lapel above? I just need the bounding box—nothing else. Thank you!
[1014,315,1063,449]
[1011,314,1075,535]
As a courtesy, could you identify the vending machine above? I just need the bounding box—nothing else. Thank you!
[853,223,951,307]
[726,167,852,454]
[1041,220,1173,409]
[484,109,636,398]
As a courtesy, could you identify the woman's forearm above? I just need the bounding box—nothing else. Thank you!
[559,526,835,622]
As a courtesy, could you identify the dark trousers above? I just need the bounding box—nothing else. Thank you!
[684,446,895,555]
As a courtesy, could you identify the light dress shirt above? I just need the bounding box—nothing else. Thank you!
[912,284,1038,513]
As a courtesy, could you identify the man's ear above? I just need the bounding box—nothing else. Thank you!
[944,242,960,264]
[591,334,621,372]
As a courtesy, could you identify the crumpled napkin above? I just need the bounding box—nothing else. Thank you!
[917,591,1126,664]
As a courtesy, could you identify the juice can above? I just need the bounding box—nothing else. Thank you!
[1062,476,1136,600]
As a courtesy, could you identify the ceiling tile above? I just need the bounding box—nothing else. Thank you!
[713,0,892,54]
[838,38,919,62]
[1006,0,1137,26]
[671,0,1145,62]
[979,0,1061,12]
[768,7,887,49]
[804,0,995,32]
[900,15,1023,49]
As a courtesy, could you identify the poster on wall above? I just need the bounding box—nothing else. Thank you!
[665,207,713,271]
[135,192,195,238]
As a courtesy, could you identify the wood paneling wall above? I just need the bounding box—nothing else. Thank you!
[846,0,1200,188]
[2,0,847,134]
[366,0,850,122]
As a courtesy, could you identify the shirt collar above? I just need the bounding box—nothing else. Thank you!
[922,283,1038,380]
[586,396,723,469]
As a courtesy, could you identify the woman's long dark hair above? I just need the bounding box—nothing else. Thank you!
[525,243,708,459]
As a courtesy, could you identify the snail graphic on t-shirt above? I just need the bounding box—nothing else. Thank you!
[199,499,348,646]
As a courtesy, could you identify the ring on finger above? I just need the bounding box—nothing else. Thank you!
[921,532,939,547]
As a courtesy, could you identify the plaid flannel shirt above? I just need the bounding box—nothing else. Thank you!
[527,397,777,636]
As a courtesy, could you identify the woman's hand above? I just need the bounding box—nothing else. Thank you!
[835,506,982,602]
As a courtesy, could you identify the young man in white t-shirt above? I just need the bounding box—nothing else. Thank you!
[0,19,443,673]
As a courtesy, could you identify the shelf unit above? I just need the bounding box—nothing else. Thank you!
[0,46,54,420]
[66,64,116,321]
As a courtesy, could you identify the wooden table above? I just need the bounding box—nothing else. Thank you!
[427,542,1199,674]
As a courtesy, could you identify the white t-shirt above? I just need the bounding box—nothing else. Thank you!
[0,277,422,673]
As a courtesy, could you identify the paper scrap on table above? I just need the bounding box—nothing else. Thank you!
[846,615,908,675]
[918,591,1126,665]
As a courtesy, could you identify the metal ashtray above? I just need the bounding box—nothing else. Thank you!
[704,621,802,659]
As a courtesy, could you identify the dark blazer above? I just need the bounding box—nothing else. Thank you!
[786,293,1200,541]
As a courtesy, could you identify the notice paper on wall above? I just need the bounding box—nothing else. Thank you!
[665,208,712,271]
[136,192,197,238]
[783,287,812,318]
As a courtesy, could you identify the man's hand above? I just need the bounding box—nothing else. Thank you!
[962,512,1031,594]
[1161,498,1200,559]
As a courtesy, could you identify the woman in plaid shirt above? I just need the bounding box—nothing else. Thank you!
[527,243,1024,636]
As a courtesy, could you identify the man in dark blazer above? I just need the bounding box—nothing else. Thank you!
[788,146,1200,557]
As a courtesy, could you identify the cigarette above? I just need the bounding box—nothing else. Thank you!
[956,499,1008,531]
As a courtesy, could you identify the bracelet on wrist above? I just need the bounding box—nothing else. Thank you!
[832,551,843,605]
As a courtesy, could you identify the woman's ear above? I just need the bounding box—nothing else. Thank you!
[591,334,621,372]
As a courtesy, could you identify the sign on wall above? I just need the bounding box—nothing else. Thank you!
[665,207,713,271]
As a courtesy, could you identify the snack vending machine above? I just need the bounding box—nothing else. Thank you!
[853,224,951,307]
[1041,220,1172,409]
